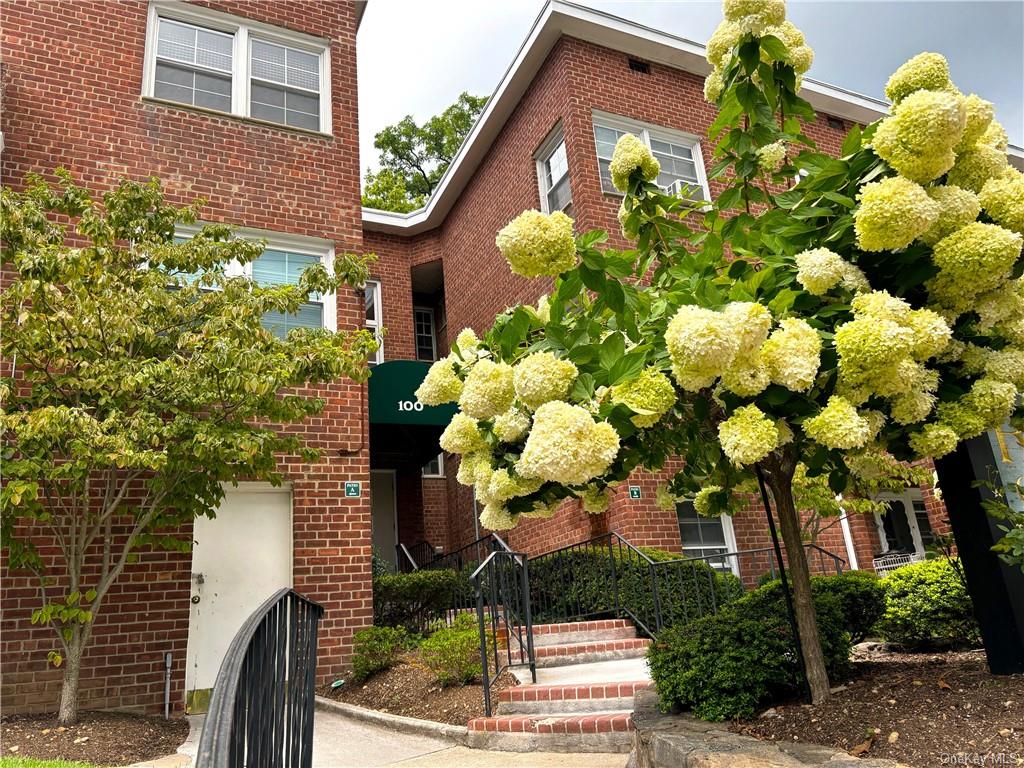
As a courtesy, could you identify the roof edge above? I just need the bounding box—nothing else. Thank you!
[362,0,1024,235]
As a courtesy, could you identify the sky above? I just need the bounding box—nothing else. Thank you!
[356,1,1024,176]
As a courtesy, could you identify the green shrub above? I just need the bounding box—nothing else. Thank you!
[420,613,486,686]
[373,568,460,633]
[759,570,885,644]
[810,570,886,644]
[529,546,742,630]
[876,558,980,649]
[351,625,412,683]
[648,581,852,721]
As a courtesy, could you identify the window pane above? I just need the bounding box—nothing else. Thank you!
[593,125,625,159]
[414,308,435,361]
[598,158,616,194]
[365,283,378,323]
[262,301,323,338]
[251,101,286,125]
[158,18,232,73]
[545,141,568,186]
[547,174,572,212]
[252,39,320,92]
[155,62,230,112]
[252,249,318,287]
[250,81,320,130]
[251,82,285,107]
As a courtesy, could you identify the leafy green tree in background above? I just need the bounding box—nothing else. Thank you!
[362,91,488,213]
[0,171,377,725]
[418,0,1023,707]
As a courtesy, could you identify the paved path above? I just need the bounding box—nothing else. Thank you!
[167,709,628,768]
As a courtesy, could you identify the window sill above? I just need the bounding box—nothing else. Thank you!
[140,96,334,140]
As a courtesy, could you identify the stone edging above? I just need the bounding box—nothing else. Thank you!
[629,690,911,768]
[314,695,469,744]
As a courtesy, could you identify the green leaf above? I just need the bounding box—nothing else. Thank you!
[607,351,648,386]
[599,333,626,370]
[840,124,862,157]
[759,35,788,62]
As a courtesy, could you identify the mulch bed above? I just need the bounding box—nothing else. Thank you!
[1,710,190,766]
[732,647,1024,767]
[317,650,518,725]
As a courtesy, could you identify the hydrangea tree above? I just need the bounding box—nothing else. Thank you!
[418,0,1023,704]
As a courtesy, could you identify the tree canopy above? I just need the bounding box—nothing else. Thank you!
[0,170,377,723]
[416,0,1024,706]
[362,91,488,213]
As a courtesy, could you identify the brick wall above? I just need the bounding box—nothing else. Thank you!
[1,0,370,716]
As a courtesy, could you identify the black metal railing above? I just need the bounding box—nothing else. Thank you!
[472,549,536,716]
[528,532,846,636]
[196,589,323,768]
[395,540,440,572]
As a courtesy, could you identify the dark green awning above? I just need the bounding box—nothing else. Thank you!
[368,360,457,426]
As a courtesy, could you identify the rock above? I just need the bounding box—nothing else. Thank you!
[73,736,89,744]
[8,746,19,753]
[760,708,778,718]
[999,728,1012,737]
[888,731,899,744]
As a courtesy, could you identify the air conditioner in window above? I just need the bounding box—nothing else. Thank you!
[663,179,696,198]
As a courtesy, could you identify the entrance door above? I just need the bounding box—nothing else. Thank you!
[371,470,398,568]
[185,484,292,713]
[874,488,935,557]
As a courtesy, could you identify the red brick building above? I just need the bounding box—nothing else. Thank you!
[1,0,1022,717]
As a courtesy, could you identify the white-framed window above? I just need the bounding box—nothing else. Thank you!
[535,127,572,214]
[172,226,336,338]
[414,307,437,362]
[143,2,332,134]
[873,488,935,558]
[677,501,739,575]
[592,111,709,201]
[422,453,444,478]
[364,279,384,365]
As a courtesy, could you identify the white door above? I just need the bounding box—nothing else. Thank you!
[371,470,397,568]
[185,484,292,712]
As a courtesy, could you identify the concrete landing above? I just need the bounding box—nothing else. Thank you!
[513,655,651,685]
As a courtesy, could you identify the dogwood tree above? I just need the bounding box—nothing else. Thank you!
[417,0,1023,706]
[0,171,377,724]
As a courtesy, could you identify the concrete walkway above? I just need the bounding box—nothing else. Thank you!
[166,709,628,768]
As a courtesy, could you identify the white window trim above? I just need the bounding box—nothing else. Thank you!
[143,0,332,135]
[364,279,384,364]
[413,306,437,362]
[534,125,572,214]
[422,453,445,478]
[591,109,710,200]
[174,224,336,332]
[678,506,740,577]
[873,488,930,558]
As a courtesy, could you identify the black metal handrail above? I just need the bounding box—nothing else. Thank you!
[528,532,846,636]
[420,533,511,572]
[196,589,324,768]
[472,549,536,717]
[395,542,420,572]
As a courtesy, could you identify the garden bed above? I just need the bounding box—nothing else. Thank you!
[732,647,1024,767]
[0,710,189,766]
[317,649,517,725]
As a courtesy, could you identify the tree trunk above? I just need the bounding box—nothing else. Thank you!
[57,637,83,726]
[764,455,832,705]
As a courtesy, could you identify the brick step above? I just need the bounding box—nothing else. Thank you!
[534,637,651,667]
[497,680,652,715]
[530,619,638,647]
[465,711,634,753]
